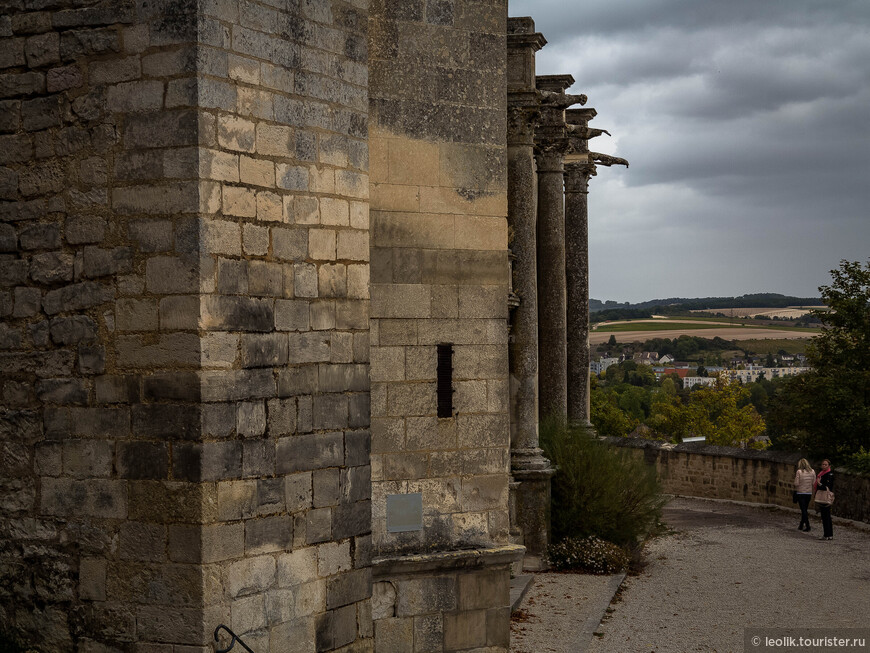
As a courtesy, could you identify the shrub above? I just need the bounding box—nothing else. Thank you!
[548,536,630,574]
[844,448,870,476]
[540,417,666,548]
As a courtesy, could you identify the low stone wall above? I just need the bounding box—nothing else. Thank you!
[607,438,870,525]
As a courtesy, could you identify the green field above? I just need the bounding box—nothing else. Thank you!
[733,339,810,355]
[599,322,735,332]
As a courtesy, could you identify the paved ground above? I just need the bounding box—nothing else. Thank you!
[512,497,870,653]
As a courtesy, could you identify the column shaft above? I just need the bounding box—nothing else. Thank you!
[565,163,594,426]
[536,151,568,420]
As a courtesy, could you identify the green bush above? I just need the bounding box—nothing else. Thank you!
[540,417,666,548]
[844,447,870,476]
[548,536,630,574]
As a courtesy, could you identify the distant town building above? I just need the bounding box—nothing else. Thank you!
[592,357,621,374]
[684,376,718,389]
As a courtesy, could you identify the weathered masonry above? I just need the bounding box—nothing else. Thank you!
[0,2,625,651]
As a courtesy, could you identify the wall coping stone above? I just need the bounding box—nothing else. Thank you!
[372,544,526,578]
[605,436,808,465]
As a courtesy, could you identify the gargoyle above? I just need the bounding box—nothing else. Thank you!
[538,89,587,109]
[591,152,629,168]
[585,128,611,139]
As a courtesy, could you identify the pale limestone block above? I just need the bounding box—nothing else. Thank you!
[218,113,256,152]
[202,219,241,255]
[419,186,507,216]
[488,508,511,543]
[371,212,452,249]
[416,319,489,346]
[486,378,509,414]
[369,135,388,183]
[455,380,488,413]
[371,383,388,416]
[159,295,200,330]
[349,201,369,229]
[408,477,461,513]
[456,414,509,449]
[382,452,428,480]
[294,263,318,298]
[337,231,369,261]
[240,155,275,187]
[430,285,459,318]
[316,541,351,578]
[200,181,222,214]
[225,555,277,599]
[370,284,431,319]
[388,138,438,185]
[294,195,320,225]
[256,123,292,157]
[286,471,313,513]
[275,299,309,331]
[438,142,507,192]
[238,87,274,120]
[308,229,336,261]
[370,347,404,383]
[346,264,369,299]
[243,223,269,256]
[430,450,463,477]
[330,333,355,365]
[200,148,240,182]
[308,166,334,194]
[372,582,396,620]
[370,183,419,212]
[276,163,309,191]
[277,547,318,587]
[377,320,417,346]
[202,522,245,563]
[405,347,436,381]
[287,332,330,364]
[318,263,346,298]
[464,448,508,476]
[79,557,107,600]
[454,215,508,251]
[202,332,239,368]
[387,383,435,417]
[309,300,336,331]
[336,170,368,199]
[370,454,384,482]
[116,298,158,332]
[256,191,283,222]
[370,417,404,453]
[451,512,489,545]
[232,594,266,635]
[265,589,296,629]
[228,54,260,84]
[223,186,256,218]
[319,197,349,226]
[404,416,440,451]
[453,344,508,380]
[294,579,326,617]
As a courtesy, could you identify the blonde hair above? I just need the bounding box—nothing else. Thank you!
[798,458,812,472]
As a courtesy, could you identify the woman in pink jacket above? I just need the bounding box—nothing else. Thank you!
[793,458,815,532]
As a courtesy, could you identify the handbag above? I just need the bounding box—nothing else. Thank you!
[815,489,834,505]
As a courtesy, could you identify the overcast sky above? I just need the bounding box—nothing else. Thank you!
[511,0,870,303]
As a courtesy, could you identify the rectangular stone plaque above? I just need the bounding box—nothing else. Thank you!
[386,493,423,533]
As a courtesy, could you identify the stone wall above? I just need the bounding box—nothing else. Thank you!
[367,1,521,651]
[609,438,870,524]
[1,0,373,651]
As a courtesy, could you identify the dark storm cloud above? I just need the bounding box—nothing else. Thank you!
[511,0,870,302]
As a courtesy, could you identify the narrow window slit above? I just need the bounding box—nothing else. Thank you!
[436,343,454,418]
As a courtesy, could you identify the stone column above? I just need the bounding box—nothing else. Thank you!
[564,160,597,428]
[506,19,553,570]
[534,75,585,421]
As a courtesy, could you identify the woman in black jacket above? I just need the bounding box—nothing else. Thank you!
[814,459,834,540]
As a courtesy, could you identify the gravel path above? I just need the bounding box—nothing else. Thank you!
[511,497,870,653]
[589,497,870,653]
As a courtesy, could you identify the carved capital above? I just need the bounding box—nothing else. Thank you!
[507,105,540,144]
[564,162,597,193]
[534,138,569,171]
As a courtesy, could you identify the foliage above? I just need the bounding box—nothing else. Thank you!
[843,448,870,477]
[540,418,666,547]
[548,536,630,574]
[687,377,767,448]
[768,260,870,459]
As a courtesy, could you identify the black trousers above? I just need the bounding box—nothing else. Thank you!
[819,503,833,538]
[796,494,811,528]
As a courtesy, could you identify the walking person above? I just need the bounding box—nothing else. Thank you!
[814,459,835,540]
[794,458,814,532]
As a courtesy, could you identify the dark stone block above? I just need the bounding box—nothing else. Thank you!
[117,441,169,480]
[49,315,98,346]
[78,345,106,375]
[276,432,344,474]
[332,500,370,540]
[132,403,200,440]
[36,378,88,405]
[341,465,371,504]
[426,0,454,26]
[315,611,333,653]
[143,372,201,402]
[245,515,292,553]
[171,442,202,482]
[327,568,371,610]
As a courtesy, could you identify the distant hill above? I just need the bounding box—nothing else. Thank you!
[590,293,822,313]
